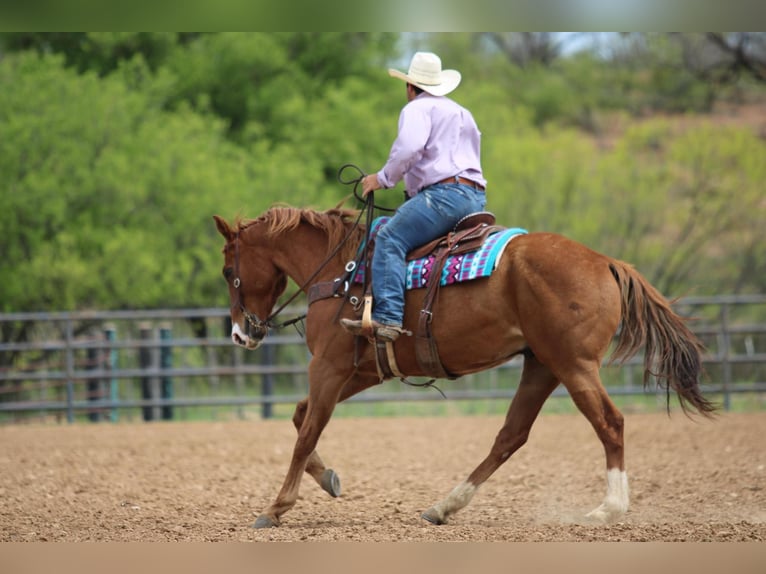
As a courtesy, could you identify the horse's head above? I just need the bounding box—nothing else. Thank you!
[214,215,287,350]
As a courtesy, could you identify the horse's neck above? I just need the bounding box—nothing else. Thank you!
[269,225,344,287]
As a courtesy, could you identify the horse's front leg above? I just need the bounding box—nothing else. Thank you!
[253,427,325,527]
[253,360,354,528]
[294,372,382,499]
[291,398,341,498]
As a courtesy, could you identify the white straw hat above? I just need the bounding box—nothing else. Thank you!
[388,52,461,96]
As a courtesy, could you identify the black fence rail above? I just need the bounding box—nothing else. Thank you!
[1,295,765,423]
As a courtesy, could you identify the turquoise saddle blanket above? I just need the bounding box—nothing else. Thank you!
[353,216,527,290]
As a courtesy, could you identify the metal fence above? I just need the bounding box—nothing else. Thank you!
[1,294,765,423]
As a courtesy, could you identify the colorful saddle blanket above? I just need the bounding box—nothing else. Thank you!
[354,217,527,290]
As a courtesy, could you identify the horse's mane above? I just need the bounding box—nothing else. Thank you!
[237,205,364,261]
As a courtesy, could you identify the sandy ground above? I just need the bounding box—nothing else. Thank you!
[1,412,764,542]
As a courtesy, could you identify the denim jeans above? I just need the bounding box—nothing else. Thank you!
[371,182,487,326]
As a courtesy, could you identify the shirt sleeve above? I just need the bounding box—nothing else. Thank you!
[377,102,431,188]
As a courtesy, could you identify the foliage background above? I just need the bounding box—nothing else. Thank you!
[1,32,764,313]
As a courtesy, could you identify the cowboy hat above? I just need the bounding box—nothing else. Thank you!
[388,52,461,97]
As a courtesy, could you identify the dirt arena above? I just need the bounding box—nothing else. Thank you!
[1,412,764,542]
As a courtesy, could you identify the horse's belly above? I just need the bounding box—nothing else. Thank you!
[437,326,526,375]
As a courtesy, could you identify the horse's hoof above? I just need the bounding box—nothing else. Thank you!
[585,505,623,524]
[253,514,280,529]
[321,468,341,498]
[421,507,445,525]
[584,508,608,524]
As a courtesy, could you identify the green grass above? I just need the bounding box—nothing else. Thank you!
[3,389,763,425]
[234,390,766,421]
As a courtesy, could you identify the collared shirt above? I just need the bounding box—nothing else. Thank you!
[376,92,486,198]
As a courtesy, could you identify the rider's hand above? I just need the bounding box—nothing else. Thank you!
[362,174,381,197]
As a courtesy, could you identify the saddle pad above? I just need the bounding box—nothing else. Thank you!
[354,217,527,290]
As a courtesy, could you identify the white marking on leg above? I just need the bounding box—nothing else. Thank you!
[586,468,629,523]
[430,481,477,522]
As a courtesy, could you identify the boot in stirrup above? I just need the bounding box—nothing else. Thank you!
[340,318,410,342]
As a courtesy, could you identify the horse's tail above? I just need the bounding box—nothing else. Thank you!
[608,260,717,418]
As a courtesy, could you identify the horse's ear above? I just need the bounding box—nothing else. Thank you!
[213,215,232,240]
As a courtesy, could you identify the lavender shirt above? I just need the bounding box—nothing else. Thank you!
[376,93,486,198]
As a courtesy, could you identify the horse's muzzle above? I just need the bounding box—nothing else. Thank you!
[231,321,267,350]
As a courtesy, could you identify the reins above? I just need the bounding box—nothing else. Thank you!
[336,163,393,308]
[230,164,447,397]
[230,165,374,333]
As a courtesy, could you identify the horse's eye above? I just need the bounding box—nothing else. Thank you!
[223,267,233,280]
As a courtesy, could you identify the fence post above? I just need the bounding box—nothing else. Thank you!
[160,324,174,421]
[86,330,101,423]
[104,325,118,422]
[721,304,732,411]
[64,317,75,424]
[139,324,154,422]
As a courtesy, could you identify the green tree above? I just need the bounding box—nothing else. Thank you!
[0,35,403,314]
[0,32,184,75]
[0,32,400,147]
[1,32,764,317]
[0,52,261,312]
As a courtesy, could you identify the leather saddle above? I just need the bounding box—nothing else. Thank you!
[407,211,499,261]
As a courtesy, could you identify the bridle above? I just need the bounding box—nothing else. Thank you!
[229,214,362,333]
[228,164,382,335]
[229,230,306,334]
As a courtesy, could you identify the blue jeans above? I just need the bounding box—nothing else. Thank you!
[371,183,487,326]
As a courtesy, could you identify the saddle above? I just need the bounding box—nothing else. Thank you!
[379,212,503,380]
[407,211,499,261]
[307,211,504,380]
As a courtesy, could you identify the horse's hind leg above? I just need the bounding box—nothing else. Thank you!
[564,368,628,523]
[422,356,559,525]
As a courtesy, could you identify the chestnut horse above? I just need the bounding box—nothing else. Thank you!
[213,206,715,529]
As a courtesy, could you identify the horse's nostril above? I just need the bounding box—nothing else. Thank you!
[246,324,269,341]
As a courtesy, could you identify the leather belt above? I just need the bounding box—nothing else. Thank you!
[437,176,485,191]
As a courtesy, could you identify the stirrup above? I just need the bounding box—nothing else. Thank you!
[340,318,411,342]
[375,323,412,342]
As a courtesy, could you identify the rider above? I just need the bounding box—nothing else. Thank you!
[341,51,487,342]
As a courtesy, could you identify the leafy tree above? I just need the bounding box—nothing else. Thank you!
[1,32,764,317]
[0,52,261,312]
[0,35,403,314]
[661,124,766,294]
[0,32,183,75]
[684,33,766,84]
[0,32,399,146]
